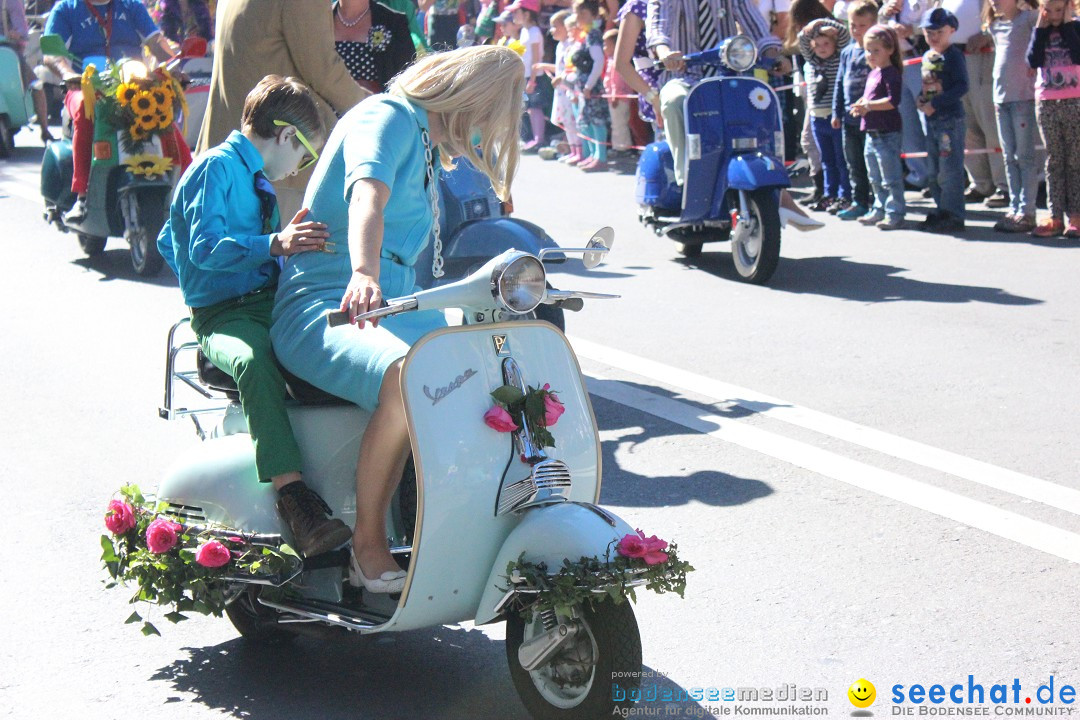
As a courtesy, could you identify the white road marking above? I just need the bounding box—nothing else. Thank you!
[570,336,1080,516]
[586,373,1080,565]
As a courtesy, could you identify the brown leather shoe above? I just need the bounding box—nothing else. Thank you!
[276,484,352,557]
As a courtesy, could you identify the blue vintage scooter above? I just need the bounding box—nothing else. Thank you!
[416,157,567,329]
[635,35,790,284]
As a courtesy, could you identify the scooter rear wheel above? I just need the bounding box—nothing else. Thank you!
[0,118,14,159]
[506,599,642,719]
[225,586,295,644]
[78,233,107,256]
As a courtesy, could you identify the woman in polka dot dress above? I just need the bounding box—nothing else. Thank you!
[333,0,417,95]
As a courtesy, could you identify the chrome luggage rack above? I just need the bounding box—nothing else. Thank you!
[158,317,234,435]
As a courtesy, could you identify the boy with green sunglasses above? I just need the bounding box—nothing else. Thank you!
[157,76,348,558]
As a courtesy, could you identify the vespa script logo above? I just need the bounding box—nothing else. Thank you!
[423,368,478,406]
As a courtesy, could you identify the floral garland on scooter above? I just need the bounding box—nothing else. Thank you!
[100,485,299,636]
[484,385,693,616]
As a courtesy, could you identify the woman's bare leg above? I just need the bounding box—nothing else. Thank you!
[351,361,410,579]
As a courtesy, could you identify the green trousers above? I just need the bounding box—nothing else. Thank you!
[190,287,302,482]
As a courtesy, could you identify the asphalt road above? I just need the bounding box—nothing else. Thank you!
[1,128,1079,720]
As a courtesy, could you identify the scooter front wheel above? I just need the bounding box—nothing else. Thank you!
[0,118,14,158]
[225,586,295,644]
[125,190,167,276]
[730,188,782,285]
[506,599,642,719]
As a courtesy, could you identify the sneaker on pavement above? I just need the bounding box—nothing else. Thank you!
[811,195,836,212]
[919,210,944,231]
[537,147,559,160]
[64,197,88,224]
[858,211,885,225]
[828,198,851,215]
[876,216,905,231]
[928,214,965,234]
[964,187,989,203]
[276,483,352,557]
[1031,218,1065,238]
[984,189,1010,209]
[837,203,867,220]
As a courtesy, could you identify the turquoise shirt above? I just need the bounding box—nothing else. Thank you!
[157,131,276,308]
[271,94,447,411]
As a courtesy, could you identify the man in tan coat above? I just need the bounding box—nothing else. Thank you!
[197,0,369,219]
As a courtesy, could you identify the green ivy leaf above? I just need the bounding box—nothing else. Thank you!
[491,385,524,406]
[193,600,213,615]
[141,621,161,636]
[164,611,188,624]
[125,611,142,624]
[100,535,119,563]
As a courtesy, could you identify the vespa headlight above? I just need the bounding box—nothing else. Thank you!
[494,254,546,314]
[119,59,150,82]
[722,35,758,73]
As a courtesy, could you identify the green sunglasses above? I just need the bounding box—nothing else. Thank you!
[273,119,319,171]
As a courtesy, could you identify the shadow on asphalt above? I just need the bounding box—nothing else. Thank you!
[677,252,1042,305]
[151,624,707,719]
[592,393,774,509]
[72,249,179,287]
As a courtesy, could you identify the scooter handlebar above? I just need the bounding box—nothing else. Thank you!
[325,298,417,327]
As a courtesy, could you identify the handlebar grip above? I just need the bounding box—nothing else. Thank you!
[326,310,350,327]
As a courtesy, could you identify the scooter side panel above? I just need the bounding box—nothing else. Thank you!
[156,404,368,536]
[0,45,31,128]
[474,503,636,625]
[41,139,76,207]
[389,321,601,631]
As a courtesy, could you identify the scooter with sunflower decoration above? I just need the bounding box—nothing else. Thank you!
[38,35,191,276]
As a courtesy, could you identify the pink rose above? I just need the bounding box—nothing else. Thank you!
[637,530,669,566]
[541,384,565,427]
[195,540,231,568]
[484,405,519,433]
[104,500,136,535]
[145,518,182,554]
[616,533,648,559]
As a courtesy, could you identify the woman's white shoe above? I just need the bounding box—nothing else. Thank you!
[349,550,407,593]
[779,207,825,232]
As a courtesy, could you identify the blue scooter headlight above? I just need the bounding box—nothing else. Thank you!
[722,35,758,73]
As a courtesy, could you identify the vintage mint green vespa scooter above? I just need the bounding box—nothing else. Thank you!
[0,29,35,157]
[156,230,683,719]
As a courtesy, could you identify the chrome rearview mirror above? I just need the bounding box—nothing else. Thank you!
[538,227,615,269]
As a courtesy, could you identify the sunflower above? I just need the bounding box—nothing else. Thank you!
[116,82,140,107]
[131,90,157,116]
[123,153,174,178]
[151,87,169,107]
[136,112,158,131]
[130,124,149,142]
[155,109,174,129]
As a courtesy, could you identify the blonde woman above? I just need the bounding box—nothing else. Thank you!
[271,46,525,594]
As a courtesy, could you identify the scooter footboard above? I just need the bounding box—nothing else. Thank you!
[474,502,635,625]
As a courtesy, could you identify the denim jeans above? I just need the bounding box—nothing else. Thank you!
[995,100,1039,218]
[899,62,929,187]
[864,130,905,220]
[811,116,850,200]
[842,123,871,208]
[926,115,967,220]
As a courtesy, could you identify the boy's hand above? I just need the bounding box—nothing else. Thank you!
[849,98,868,117]
[918,99,935,116]
[1037,6,1050,27]
[271,208,328,256]
[831,117,841,129]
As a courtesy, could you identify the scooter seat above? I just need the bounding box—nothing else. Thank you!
[196,351,353,407]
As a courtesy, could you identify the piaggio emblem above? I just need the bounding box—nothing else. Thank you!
[492,334,511,356]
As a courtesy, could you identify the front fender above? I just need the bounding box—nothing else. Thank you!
[726,153,790,191]
[474,502,635,625]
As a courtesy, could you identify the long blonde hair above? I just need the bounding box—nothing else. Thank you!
[390,46,525,201]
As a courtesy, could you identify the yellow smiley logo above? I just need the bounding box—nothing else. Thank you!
[848,679,876,708]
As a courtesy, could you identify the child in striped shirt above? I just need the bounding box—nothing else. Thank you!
[799,17,851,212]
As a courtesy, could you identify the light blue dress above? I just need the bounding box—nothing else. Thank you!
[271,95,448,411]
